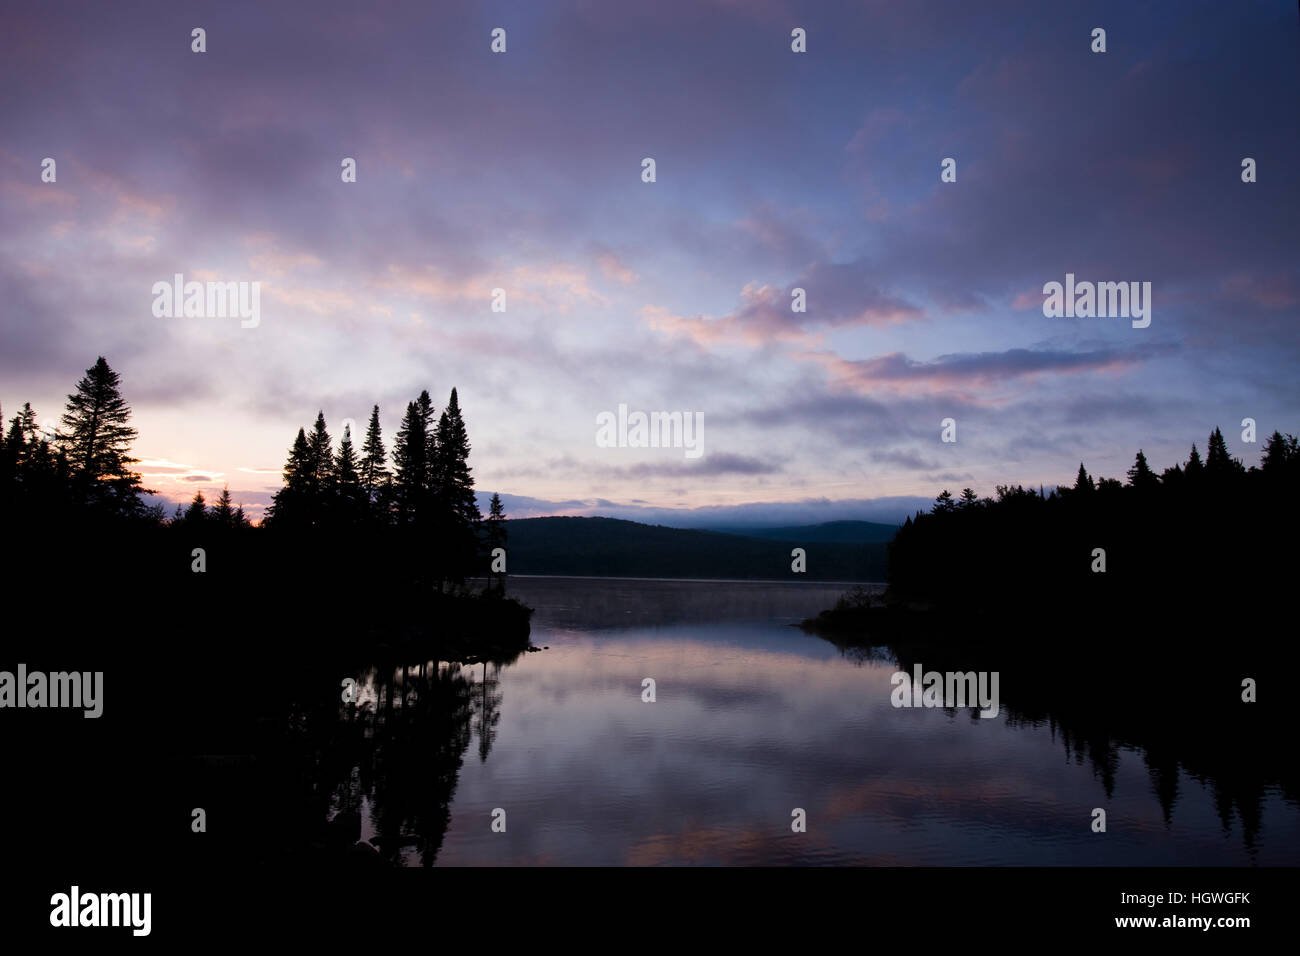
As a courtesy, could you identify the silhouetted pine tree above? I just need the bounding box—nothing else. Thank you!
[1261,431,1298,478]
[1205,427,1243,477]
[7,402,40,449]
[305,412,334,519]
[266,428,312,528]
[1126,449,1159,491]
[1073,463,1095,493]
[185,490,208,524]
[213,485,235,527]
[392,400,429,525]
[359,404,389,513]
[57,357,152,513]
[417,389,437,487]
[334,423,365,524]
[433,389,480,588]
[435,390,479,524]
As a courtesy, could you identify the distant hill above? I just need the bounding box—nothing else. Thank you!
[701,520,900,544]
[501,516,886,581]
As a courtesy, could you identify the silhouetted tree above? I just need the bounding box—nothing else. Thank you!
[7,402,39,449]
[359,405,389,513]
[334,423,365,524]
[392,401,429,525]
[1073,463,1095,493]
[1261,431,1298,478]
[305,412,334,517]
[212,485,235,527]
[433,388,481,588]
[266,428,312,528]
[417,390,437,496]
[1126,450,1159,491]
[57,357,152,513]
[1205,427,1243,477]
[185,490,208,524]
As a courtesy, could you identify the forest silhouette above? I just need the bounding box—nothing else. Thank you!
[884,427,1298,638]
[2,356,524,639]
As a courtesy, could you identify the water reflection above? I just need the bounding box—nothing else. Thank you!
[281,578,1298,866]
[301,652,518,866]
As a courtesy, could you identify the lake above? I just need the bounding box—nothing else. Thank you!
[333,576,1300,866]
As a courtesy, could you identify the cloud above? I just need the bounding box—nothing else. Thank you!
[869,448,942,471]
[644,267,924,349]
[598,453,782,479]
[594,249,638,285]
[802,345,1176,396]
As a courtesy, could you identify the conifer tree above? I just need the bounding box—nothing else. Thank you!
[1073,463,1095,493]
[334,423,365,523]
[185,490,208,524]
[267,427,312,527]
[1126,449,1159,491]
[392,400,429,524]
[1185,443,1204,477]
[359,405,389,505]
[305,412,334,515]
[1261,431,1299,477]
[1205,427,1243,476]
[435,389,480,528]
[57,357,151,512]
[8,402,40,449]
[417,388,437,458]
[213,485,235,527]
[430,389,480,587]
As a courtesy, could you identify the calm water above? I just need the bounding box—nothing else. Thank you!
[336,576,1300,866]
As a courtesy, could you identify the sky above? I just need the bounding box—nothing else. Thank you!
[1,0,1297,526]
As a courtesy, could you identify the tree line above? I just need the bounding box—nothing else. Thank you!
[1,357,510,594]
[886,426,1300,634]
